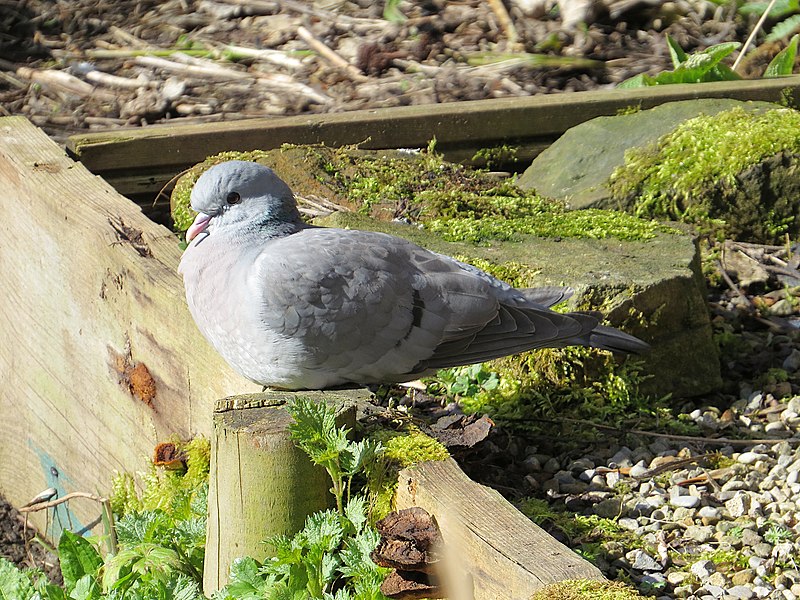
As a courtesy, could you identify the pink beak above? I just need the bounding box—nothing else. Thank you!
[186,212,212,242]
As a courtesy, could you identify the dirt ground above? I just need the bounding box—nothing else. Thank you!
[0,0,775,143]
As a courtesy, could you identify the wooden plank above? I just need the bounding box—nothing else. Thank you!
[68,76,800,196]
[0,116,259,539]
[395,458,604,599]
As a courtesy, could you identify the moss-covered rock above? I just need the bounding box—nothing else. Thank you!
[517,99,800,243]
[172,146,721,398]
[319,212,719,398]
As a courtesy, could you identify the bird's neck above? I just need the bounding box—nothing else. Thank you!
[236,217,308,241]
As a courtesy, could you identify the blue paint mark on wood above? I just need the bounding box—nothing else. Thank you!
[27,440,90,540]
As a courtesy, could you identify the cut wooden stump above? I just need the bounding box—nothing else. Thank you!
[67,76,800,199]
[396,458,605,599]
[0,116,259,539]
[204,391,361,594]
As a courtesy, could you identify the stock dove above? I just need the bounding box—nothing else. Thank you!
[179,161,648,390]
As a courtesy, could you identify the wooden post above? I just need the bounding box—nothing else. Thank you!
[396,459,605,599]
[204,391,362,594]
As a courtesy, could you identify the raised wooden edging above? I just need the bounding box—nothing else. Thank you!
[203,392,602,598]
[396,458,604,599]
[67,76,800,198]
[0,116,259,539]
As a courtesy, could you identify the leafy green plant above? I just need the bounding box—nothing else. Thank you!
[619,36,741,87]
[427,363,501,400]
[619,33,798,88]
[216,398,390,600]
[287,398,382,515]
[739,0,800,43]
[0,557,38,600]
[765,522,795,544]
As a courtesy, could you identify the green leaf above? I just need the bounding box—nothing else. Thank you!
[739,0,798,18]
[303,510,344,553]
[36,582,68,600]
[341,439,382,479]
[343,496,368,534]
[707,63,742,81]
[666,34,688,67]
[103,544,183,591]
[617,73,653,88]
[58,531,103,592]
[68,574,101,600]
[382,0,406,23]
[766,14,800,42]
[0,558,36,600]
[765,34,799,76]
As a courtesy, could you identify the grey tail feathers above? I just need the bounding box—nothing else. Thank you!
[584,325,650,354]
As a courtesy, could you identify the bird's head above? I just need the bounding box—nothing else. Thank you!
[186,160,302,243]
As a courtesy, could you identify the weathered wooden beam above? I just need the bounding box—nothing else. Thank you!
[67,76,800,197]
[204,392,362,594]
[0,116,259,539]
[395,458,605,599]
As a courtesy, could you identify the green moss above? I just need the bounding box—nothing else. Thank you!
[472,144,520,169]
[452,256,538,288]
[172,144,667,245]
[381,428,450,467]
[365,428,449,520]
[530,579,645,599]
[608,106,800,241]
[427,208,665,244]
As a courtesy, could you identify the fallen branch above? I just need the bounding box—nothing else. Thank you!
[16,67,117,101]
[19,491,108,513]
[71,64,156,90]
[296,26,368,81]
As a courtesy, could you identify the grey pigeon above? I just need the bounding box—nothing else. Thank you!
[179,160,648,390]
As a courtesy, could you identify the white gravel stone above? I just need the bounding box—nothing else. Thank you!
[608,446,633,468]
[739,451,770,465]
[726,585,755,599]
[726,492,752,517]
[627,548,663,571]
[629,460,649,478]
[752,585,773,598]
[691,559,717,579]
[668,571,691,585]
[670,494,700,509]
[698,506,722,523]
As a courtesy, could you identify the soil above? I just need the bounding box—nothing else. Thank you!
[0,0,780,144]
[0,494,62,584]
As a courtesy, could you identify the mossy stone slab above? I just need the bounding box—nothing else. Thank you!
[318,212,720,398]
[516,99,777,209]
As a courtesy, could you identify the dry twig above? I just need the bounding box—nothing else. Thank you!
[297,26,368,81]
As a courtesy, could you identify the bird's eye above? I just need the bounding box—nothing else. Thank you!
[226,192,241,205]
